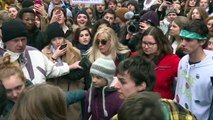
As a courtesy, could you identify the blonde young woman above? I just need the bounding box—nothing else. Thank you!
[0,55,30,119]
[87,27,130,64]
[80,26,130,89]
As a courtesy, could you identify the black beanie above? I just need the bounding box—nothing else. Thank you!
[2,19,28,43]
[46,22,65,42]
[19,8,35,19]
[74,10,90,24]
[140,11,159,26]
[21,0,34,8]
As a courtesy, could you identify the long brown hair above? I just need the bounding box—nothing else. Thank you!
[137,27,173,64]
[187,6,208,21]
[9,84,67,120]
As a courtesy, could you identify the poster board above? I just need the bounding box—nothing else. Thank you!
[71,0,103,4]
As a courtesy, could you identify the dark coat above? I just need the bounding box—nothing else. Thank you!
[27,27,46,50]
[85,87,123,120]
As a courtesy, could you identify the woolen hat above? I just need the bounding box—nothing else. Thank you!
[88,57,116,117]
[2,19,28,43]
[21,0,34,8]
[74,10,90,24]
[90,57,116,86]
[140,11,159,26]
[115,7,129,22]
[46,22,65,42]
[166,8,177,16]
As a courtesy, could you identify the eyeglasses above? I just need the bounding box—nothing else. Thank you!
[96,39,108,45]
[142,42,157,47]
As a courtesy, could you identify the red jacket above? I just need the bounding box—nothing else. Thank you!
[154,54,180,99]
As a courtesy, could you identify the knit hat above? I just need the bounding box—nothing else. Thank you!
[74,10,90,24]
[2,19,28,43]
[88,57,116,117]
[90,57,116,86]
[21,0,34,8]
[18,8,35,19]
[46,22,65,42]
[166,8,177,16]
[140,11,159,26]
[115,7,129,22]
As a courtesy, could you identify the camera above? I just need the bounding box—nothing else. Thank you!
[124,12,140,33]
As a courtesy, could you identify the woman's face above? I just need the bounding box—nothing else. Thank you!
[8,7,18,19]
[142,35,158,55]
[2,74,25,102]
[207,19,213,32]
[91,74,107,88]
[77,13,88,26]
[51,37,65,49]
[79,30,91,45]
[170,21,180,37]
[96,34,111,55]
[207,37,213,50]
[189,0,196,7]
[191,8,201,20]
[35,16,41,29]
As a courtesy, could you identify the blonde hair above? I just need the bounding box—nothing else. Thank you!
[9,84,67,120]
[0,55,25,83]
[87,27,130,62]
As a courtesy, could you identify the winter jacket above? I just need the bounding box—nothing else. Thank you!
[0,46,70,84]
[85,87,123,120]
[154,54,180,99]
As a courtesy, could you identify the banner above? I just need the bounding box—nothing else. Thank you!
[71,0,103,4]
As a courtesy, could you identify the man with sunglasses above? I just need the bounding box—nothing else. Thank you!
[174,20,213,120]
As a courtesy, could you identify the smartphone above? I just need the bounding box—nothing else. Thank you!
[59,44,67,50]
[35,0,42,5]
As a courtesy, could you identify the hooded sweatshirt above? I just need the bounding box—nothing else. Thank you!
[174,50,213,120]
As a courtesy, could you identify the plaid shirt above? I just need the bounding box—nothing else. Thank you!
[162,99,197,120]
[112,99,197,120]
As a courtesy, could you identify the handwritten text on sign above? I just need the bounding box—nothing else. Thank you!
[72,0,103,4]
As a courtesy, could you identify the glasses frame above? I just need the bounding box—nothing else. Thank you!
[96,39,108,45]
[142,41,157,47]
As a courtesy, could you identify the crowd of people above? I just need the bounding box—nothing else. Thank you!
[0,0,213,120]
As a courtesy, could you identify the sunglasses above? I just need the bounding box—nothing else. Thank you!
[96,39,108,45]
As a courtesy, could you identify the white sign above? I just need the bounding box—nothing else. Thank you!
[71,0,103,4]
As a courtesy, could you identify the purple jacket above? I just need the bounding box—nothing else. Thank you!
[85,87,123,120]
